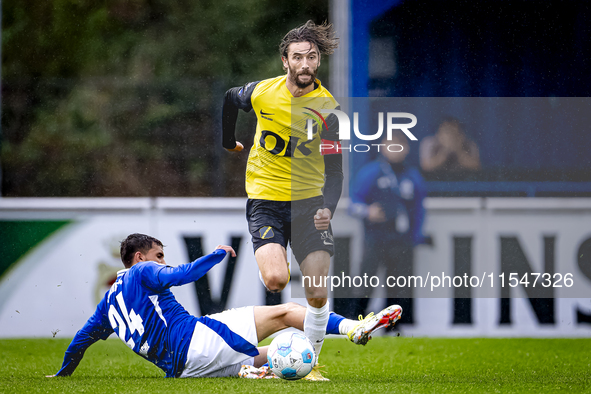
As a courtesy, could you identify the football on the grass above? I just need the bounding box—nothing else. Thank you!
[266,332,316,380]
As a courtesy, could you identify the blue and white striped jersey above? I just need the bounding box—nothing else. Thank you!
[55,249,228,378]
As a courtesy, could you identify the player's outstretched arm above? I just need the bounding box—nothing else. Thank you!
[215,245,236,257]
[151,247,235,288]
[50,300,113,377]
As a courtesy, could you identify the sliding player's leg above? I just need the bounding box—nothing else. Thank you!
[241,302,403,378]
[180,306,260,378]
[250,298,403,350]
[252,302,307,343]
[345,304,403,345]
[180,304,324,378]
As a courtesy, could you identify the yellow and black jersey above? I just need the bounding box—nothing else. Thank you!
[222,75,342,206]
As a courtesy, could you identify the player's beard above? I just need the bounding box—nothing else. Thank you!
[288,63,318,89]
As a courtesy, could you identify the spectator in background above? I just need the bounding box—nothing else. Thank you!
[349,133,427,325]
[420,117,481,174]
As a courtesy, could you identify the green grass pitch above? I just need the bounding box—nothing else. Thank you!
[1,336,589,393]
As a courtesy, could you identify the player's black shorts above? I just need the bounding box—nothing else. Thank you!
[246,196,335,264]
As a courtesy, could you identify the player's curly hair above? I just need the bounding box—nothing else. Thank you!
[279,20,339,59]
[120,233,163,268]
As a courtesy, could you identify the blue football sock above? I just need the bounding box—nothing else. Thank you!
[325,311,346,335]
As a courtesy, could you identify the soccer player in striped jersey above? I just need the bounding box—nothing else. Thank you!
[47,233,402,379]
[221,21,353,379]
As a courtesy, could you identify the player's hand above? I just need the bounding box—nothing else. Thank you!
[215,245,236,257]
[227,141,244,152]
[314,208,331,230]
[368,203,386,223]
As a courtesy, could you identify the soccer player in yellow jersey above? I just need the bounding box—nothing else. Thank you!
[221,21,344,376]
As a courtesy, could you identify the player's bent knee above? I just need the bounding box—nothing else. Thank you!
[282,302,302,315]
[285,301,301,310]
[264,273,289,292]
[276,302,304,327]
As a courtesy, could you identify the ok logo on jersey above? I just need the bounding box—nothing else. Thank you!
[259,130,313,157]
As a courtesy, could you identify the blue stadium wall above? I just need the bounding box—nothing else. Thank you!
[346,0,591,195]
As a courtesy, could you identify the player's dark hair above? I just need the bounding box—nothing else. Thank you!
[279,20,339,59]
[120,233,163,268]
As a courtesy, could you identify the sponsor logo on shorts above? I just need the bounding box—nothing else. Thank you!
[320,230,334,246]
[259,226,275,240]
